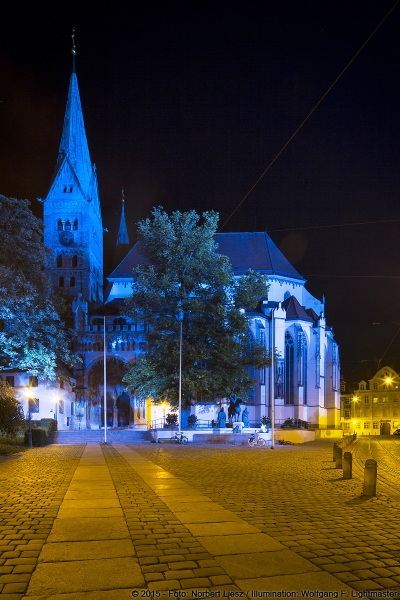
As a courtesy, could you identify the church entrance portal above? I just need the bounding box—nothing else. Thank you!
[87,358,131,429]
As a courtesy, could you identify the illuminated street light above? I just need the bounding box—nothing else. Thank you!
[23,387,33,447]
[176,303,184,435]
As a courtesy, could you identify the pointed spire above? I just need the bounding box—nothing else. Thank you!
[113,190,131,268]
[57,28,92,193]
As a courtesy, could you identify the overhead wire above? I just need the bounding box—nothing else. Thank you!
[219,0,400,232]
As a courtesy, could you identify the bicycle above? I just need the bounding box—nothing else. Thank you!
[248,430,266,447]
[171,431,188,445]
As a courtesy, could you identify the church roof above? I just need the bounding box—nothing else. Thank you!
[108,231,304,281]
[281,295,313,322]
[214,232,304,280]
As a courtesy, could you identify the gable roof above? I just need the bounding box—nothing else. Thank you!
[281,295,313,322]
[108,232,304,281]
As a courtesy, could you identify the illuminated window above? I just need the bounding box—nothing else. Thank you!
[285,332,294,405]
[373,397,378,403]
[364,422,370,429]
[383,397,389,403]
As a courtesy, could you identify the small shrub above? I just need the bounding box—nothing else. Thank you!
[186,414,198,429]
[260,416,271,427]
[25,427,48,447]
[165,413,178,428]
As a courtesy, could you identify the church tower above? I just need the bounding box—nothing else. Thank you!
[43,32,103,306]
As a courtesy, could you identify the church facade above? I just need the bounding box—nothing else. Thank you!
[41,55,341,432]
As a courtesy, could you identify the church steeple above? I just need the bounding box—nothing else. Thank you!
[43,30,103,306]
[113,190,131,268]
[57,29,92,193]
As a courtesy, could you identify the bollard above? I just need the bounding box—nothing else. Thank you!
[335,446,343,469]
[362,459,377,497]
[343,451,352,479]
[333,442,338,462]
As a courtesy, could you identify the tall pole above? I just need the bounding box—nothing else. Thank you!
[270,308,275,449]
[103,316,107,443]
[178,316,183,434]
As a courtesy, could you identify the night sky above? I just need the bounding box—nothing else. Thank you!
[1,1,400,383]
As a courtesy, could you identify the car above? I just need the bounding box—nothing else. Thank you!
[393,429,400,436]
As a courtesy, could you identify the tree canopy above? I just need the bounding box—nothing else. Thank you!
[0,195,76,380]
[0,378,26,437]
[123,207,270,407]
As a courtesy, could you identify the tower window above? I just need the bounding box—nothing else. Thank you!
[59,276,64,287]
[69,186,73,193]
[57,219,63,230]
[65,220,71,230]
[56,256,62,268]
[73,219,78,230]
[63,186,67,193]
[285,332,294,405]
[72,255,78,268]
[70,276,76,287]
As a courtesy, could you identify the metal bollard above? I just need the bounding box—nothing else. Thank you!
[333,442,338,461]
[335,446,343,469]
[362,459,377,497]
[343,451,352,479]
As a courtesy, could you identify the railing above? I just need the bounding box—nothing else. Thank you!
[150,417,311,430]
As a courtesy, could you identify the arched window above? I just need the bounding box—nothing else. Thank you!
[56,256,62,268]
[63,186,67,193]
[65,220,71,230]
[57,219,63,230]
[70,276,75,287]
[69,186,73,193]
[59,276,64,288]
[73,219,78,230]
[285,332,294,405]
[72,255,78,268]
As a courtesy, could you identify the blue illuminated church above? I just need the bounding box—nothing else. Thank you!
[43,44,341,433]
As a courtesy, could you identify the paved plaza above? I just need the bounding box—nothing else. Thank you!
[0,439,400,599]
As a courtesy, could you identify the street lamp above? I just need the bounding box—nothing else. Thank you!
[23,388,33,447]
[176,303,184,435]
[353,419,357,434]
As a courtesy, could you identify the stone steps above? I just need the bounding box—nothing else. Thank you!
[53,430,154,444]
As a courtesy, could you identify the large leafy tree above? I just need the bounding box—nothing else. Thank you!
[0,195,76,380]
[0,378,26,437]
[123,207,270,407]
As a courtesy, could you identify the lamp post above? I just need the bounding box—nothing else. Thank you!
[353,419,357,435]
[27,399,33,448]
[103,315,107,443]
[177,303,184,434]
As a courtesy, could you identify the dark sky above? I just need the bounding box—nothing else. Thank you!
[1,1,400,382]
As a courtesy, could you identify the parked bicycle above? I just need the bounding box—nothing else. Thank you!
[171,431,188,445]
[248,430,266,447]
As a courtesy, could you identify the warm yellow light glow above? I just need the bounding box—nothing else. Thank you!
[353,420,357,425]
[352,396,358,402]
[385,377,392,384]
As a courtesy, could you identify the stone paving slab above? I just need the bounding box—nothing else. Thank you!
[38,540,135,562]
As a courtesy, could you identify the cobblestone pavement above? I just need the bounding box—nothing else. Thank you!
[0,446,84,597]
[0,439,399,599]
